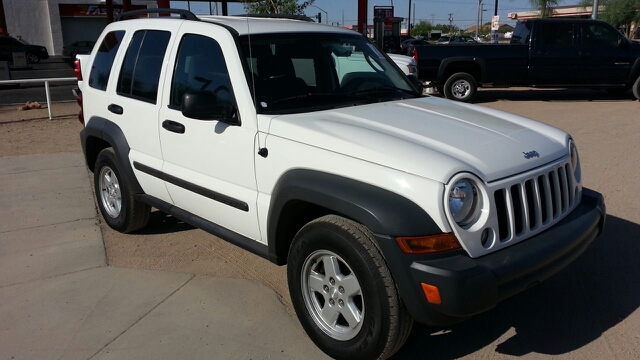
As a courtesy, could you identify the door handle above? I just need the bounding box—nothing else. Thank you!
[537,51,548,56]
[162,120,185,134]
[107,103,123,115]
[578,51,588,56]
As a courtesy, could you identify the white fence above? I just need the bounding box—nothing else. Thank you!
[0,77,77,120]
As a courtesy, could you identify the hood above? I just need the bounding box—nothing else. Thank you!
[264,96,569,183]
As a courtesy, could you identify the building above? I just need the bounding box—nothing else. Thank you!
[1,0,157,56]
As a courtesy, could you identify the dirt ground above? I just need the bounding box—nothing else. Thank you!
[1,91,639,359]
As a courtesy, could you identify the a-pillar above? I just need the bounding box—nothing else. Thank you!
[222,1,228,15]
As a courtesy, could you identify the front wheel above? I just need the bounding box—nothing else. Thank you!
[443,72,477,102]
[94,148,150,233]
[287,215,412,360]
[26,53,40,64]
[633,76,640,101]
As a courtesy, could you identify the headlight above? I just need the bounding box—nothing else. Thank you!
[448,179,480,226]
[407,64,418,75]
[569,140,581,182]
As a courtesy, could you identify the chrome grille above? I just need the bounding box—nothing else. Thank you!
[494,163,576,242]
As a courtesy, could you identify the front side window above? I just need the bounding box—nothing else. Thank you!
[117,30,171,103]
[89,30,125,91]
[240,33,420,115]
[581,23,620,46]
[170,34,235,109]
[511,21,532,45]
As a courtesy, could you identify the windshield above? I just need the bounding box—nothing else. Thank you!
[239,32,420,114]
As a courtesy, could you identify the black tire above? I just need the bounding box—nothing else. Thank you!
[94,148,150,233]
[443,72,477,102]
[633,76,640,101]
[26,53,40,64]
[287,215,413,360]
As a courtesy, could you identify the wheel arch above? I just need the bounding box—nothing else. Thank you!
[267,169,443,265]
[80,117,144,194]
[438,57,484,85]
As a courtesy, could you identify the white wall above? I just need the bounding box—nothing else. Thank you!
[4,0,157,56]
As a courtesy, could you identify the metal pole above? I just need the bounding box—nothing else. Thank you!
[591,0,598,19]
[45,80,52,120]
[408,0,412,36]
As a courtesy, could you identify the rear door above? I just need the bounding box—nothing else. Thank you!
[576,21,634,85]
[106,21,182,204]
[528,21,578,85]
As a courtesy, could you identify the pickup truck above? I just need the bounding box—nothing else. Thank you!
[74,9,605,360]
[412,18,640,102]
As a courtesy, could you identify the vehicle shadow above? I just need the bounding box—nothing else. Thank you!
[392,215,640,359]
[471,88,637,103]
[132,209,195,235]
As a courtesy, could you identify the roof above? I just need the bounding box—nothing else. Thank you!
[198,15,358,36]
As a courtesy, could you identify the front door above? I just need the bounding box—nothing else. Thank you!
[158,23,262,242]
[528,22,578,85]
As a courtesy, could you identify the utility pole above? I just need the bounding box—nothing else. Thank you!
[408,0,412,36]
[476,0,482,40]
[448,13,453,33]
[591,0,598,19]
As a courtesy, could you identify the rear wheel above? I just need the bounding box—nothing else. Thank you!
[94,148,150,233]
[443,72,477,102]
[287,215,412,360]
[633,76,640,100]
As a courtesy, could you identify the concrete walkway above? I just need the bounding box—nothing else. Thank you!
[0,152,328,360]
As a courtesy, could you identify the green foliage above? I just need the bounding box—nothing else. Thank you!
[242,0,315,15]
[578,0,640,36]
[411,21,433,37]
[529,0,563,18]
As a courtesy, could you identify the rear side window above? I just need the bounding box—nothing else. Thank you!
[89,31,125,91]
[538,23,574,47]
[117,30,171,104]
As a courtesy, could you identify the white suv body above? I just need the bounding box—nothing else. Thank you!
[76,10,605,360]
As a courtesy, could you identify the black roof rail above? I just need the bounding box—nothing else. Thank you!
[116,8,199,22]
[234,13,315,22]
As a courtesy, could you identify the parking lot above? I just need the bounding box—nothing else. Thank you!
[0,89,638,359]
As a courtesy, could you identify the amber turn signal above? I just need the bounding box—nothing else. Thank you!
[396,233,461,254]
[421,283,442,304]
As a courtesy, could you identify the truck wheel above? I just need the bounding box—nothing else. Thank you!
[94,148,150,233]
[633,76,640,100]
[443,72,477,102]
[287,215,412,360]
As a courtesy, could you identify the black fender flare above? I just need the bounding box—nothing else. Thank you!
[80,116,144,194]
[267,169,443,264]
[437,57,486,84]
[628,57,640,84]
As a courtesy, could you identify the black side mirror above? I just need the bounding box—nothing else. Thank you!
[182,90,239,125]
[407,74,424,94]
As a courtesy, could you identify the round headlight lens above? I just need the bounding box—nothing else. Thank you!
[570,141,579,171]
[448,179,479,226]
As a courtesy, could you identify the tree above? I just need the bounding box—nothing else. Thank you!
[242,0,315,15]
[411,20,433,37]
[579,0,640,37]
[528,0,563,18]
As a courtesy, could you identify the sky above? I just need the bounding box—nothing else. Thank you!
[168,0,552,30]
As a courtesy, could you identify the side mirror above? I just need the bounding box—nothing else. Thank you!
[407,74,425,94]
[182,90,239,125]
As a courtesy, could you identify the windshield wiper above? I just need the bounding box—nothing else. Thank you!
[269,92,377,106]
[347,85,419,97]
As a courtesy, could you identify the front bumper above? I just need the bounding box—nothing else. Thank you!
[376,188,606,326]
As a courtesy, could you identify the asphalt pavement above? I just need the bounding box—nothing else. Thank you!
[0,152,329,359]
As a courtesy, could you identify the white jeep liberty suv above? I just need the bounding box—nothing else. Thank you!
[74,9,606,360]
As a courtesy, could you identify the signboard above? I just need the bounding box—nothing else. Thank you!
[12,52,28,68]
[491,16,500,31]
[491,15,499,44]
[373,6,394,20]
[59,4,146,18]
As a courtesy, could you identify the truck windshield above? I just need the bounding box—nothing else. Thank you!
[239,32,420,114]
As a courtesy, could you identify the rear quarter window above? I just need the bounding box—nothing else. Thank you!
[89,31,125,91]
